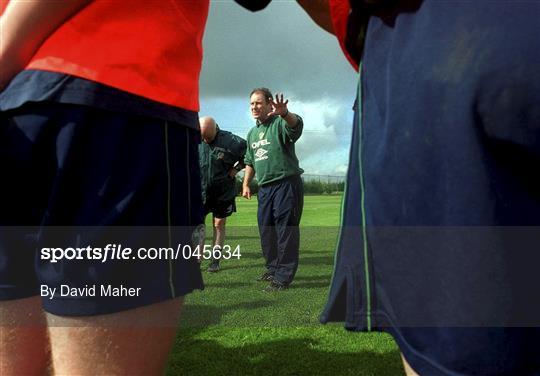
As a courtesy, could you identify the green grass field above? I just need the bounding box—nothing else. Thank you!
[167,195,403,376]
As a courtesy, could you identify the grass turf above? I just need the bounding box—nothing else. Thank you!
[167,195,403,375]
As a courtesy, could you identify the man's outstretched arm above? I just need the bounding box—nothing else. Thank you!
[0,0,92,90]
[296,0,334,35]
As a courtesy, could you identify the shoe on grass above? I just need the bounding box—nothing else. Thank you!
[263,280,288,292]
[207,261,220,273]
[256,272,274,282]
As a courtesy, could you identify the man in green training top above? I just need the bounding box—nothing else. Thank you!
[242,88,304,292]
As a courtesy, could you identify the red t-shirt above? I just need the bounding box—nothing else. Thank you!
[12,0,209,111]
[329,0,359,71]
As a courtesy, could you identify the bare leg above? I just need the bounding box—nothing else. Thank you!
[207,216,227,271]
[401,353,420,376]
[213,216,226,250]
[47,297,183,375]
[0,296,50,375]
[211,215,217,249]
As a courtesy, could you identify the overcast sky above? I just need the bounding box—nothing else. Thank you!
[199,0,358,176]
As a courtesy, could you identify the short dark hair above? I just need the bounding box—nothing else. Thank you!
[250,87,272,103]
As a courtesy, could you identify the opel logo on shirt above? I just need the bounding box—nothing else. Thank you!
[251,139,270,149]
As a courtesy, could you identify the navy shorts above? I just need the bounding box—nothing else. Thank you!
[322,1,540,375]
[0,102,204,316]
[204,198,236,219]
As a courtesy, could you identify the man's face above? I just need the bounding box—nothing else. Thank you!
[201,132,214,144]
[250,92,272,123]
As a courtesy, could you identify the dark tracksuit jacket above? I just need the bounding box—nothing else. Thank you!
[199,128,246,206]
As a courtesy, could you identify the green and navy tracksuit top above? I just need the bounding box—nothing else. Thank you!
[199,128,246,204]
[244,115,304,186]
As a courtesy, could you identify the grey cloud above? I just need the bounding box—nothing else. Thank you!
[200,1,357,101]
[294,99,353,163]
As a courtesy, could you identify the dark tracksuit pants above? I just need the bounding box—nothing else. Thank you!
[257,175,303,285]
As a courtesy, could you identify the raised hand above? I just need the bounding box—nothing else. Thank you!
[267,93,289,117]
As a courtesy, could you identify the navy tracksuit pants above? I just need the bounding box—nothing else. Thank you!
[257,175,303,285]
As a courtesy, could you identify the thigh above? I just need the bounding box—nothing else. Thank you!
[47,297,184,375]
[272,177,302,227]
[257,186,274,227]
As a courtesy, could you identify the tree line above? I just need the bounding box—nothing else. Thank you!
[234,177,344,195]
